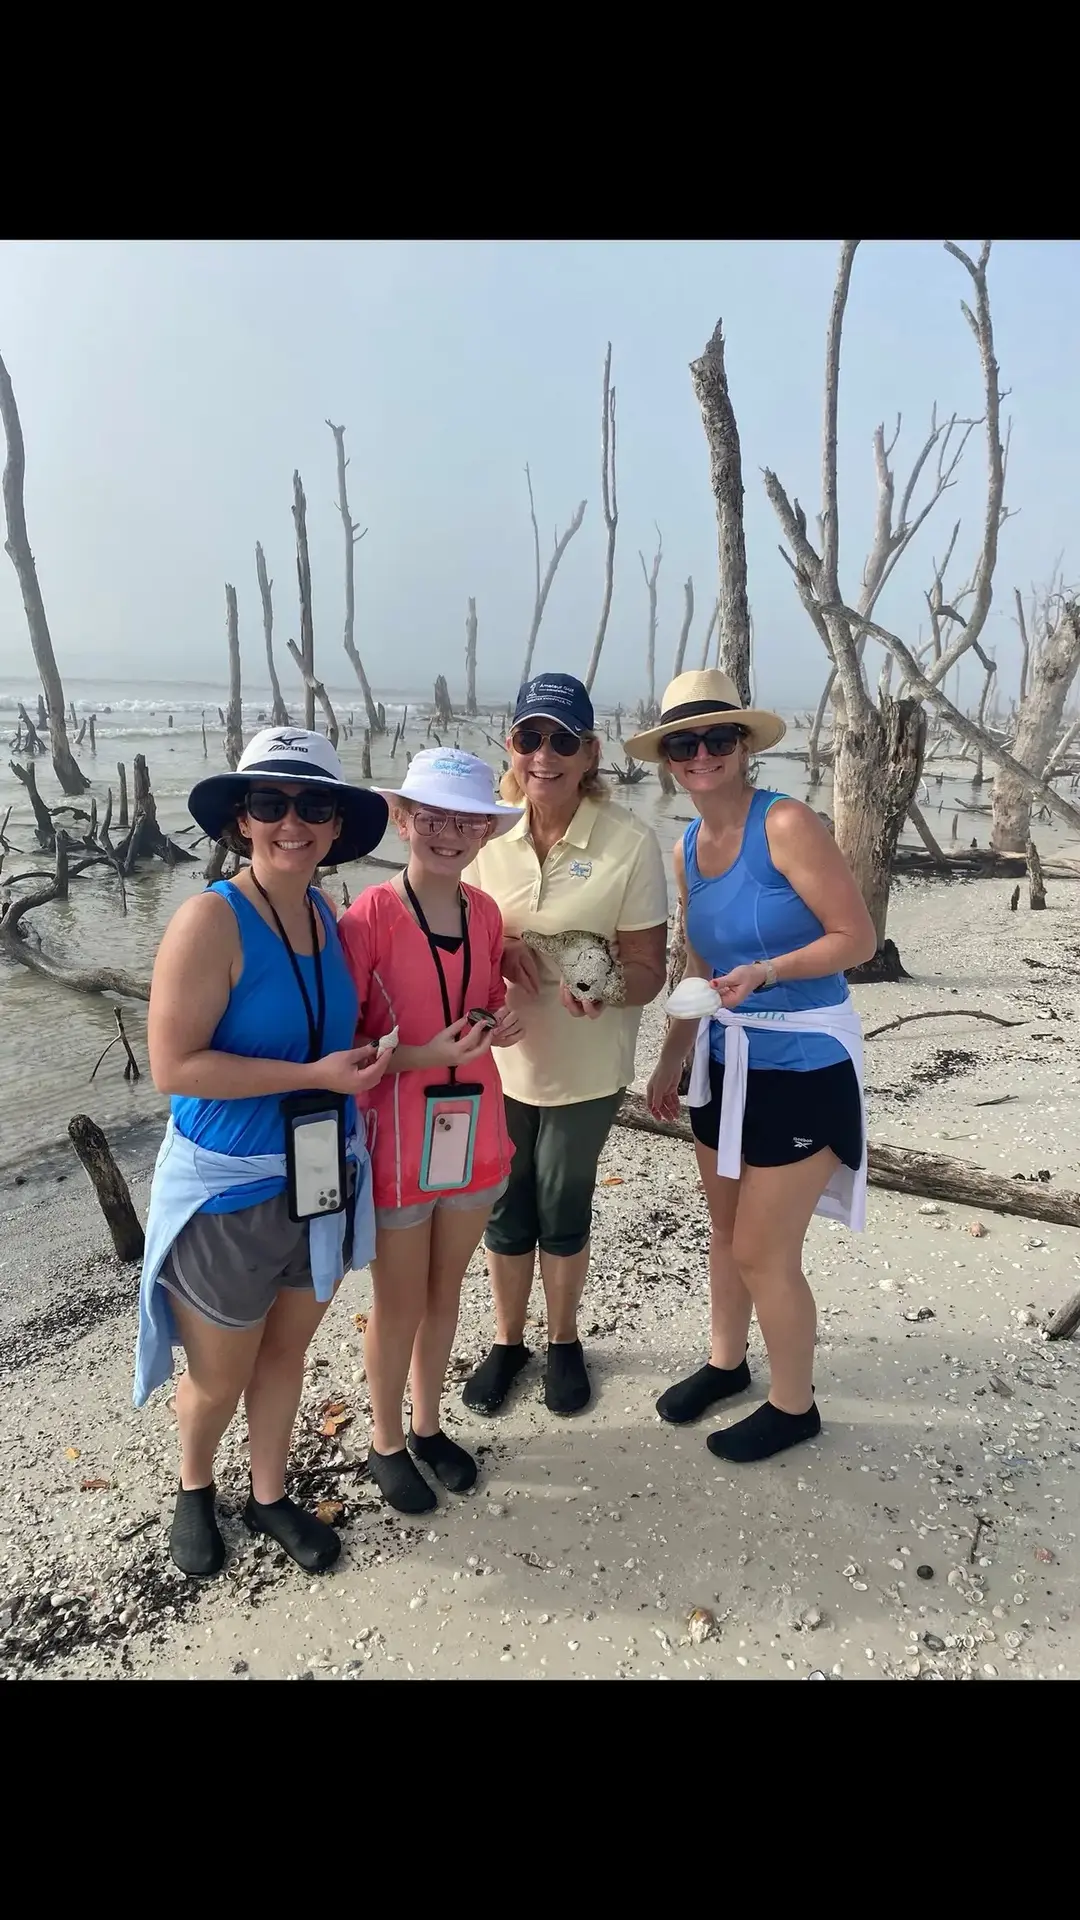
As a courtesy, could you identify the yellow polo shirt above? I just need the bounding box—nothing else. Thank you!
[465,796,669,1107]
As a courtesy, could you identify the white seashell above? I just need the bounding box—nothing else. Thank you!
[377,1027,399,1055]
[665,978,722,1020]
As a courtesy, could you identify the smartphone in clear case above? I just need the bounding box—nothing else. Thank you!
[418,1082,483,1192]
[282,1091,348,1222]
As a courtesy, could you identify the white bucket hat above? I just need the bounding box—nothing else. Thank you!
[377,748,522,836]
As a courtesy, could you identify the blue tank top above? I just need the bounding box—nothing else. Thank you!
[683,789,847,1072]
[171,881,360,1213]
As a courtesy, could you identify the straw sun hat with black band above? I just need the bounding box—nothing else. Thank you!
[187,727,389,866]
[623,670,786,761]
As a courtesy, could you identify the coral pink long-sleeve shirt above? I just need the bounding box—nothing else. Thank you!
[338,880,512,1211]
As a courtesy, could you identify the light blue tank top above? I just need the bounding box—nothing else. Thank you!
[171,881,360,1212]
[683,790,847,1072]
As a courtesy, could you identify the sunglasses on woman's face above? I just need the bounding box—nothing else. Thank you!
[510,726,582,758]
[663,725,745,764]
[245,787,339,825]
[413,808,491,839]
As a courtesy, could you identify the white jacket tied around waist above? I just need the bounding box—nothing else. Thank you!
[688,996,867,1231]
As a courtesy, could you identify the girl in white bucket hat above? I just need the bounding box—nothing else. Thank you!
[377,747,523,833]
[337,749,524,1514]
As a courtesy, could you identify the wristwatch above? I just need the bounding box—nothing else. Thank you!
[756,960,778,991]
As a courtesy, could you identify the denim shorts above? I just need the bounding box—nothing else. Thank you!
[374,1178,508,1232]
[484,1090,625,1260]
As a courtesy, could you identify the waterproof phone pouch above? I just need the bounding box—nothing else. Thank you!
[418,1082,483,1193]
[282,1091,347,1223]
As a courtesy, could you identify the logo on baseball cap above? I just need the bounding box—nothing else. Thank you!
[512,673,594,737]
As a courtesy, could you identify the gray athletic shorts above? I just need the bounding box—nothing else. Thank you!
[375,1178,508,1233]
[159,1186,352,1333]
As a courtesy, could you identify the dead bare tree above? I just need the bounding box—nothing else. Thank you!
[671,577,695,677]
[0,347,88,795]
[699,599,720,670]
[465,598,479,717]
[1015,587,1031,705]
[292,471,316,731]
[639,527,663,722]
[690,319,753,704]
[255,541,289,726]
[763,241,1008,974]
[224,584,243,770]
[286,639,339,748]
[519,465,587,686]
[9,757,56,847]
[326,421,382,734]
[992,594,1080,851]
[583,344,618,692]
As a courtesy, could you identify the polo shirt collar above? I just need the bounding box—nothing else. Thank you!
[513,795,599,850]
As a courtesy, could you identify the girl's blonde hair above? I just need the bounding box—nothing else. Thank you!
[499,734,609,807]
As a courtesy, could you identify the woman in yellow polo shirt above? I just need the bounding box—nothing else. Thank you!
[461,673,668,1418]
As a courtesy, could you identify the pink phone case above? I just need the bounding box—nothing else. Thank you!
[425,1108,473,1187]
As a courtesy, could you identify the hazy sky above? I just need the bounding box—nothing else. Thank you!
[0,239,1076,708]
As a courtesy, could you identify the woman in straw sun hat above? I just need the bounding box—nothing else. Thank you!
[634,671,876,1467]
[135,727,391,1580]
[337,749,525,1515]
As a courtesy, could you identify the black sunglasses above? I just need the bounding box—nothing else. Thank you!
[244,787,339,825]
[663,725,745,764]
[510,726,583,758]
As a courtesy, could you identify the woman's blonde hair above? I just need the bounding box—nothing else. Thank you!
[499,734,609,807]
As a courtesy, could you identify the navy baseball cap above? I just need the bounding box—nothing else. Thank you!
[512,672,594,737]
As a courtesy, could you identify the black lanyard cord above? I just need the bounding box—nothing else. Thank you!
[402,874,471,1082]
[251,876,326,1064]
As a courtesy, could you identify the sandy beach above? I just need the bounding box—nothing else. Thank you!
[3,862,1080,1682]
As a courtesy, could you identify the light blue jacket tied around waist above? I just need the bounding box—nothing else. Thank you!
[132,1119,375,1409]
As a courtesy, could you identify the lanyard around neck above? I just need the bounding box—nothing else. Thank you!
[402,873,471,1078]
[251,876,326,1063]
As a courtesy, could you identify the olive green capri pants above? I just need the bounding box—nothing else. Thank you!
[484,1089,625,1260]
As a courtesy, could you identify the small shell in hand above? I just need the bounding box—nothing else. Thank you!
[377,1026,399,1055]
[665,978,721,1020]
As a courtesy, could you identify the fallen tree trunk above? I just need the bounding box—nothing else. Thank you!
[614,1090,1080,1229]
[0,849,151,998]
[67,1115,145,1261]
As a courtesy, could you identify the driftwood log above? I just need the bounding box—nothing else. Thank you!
[0,836,151,998]
[614,1090,1080,1231]
[67,1115,145,1261]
